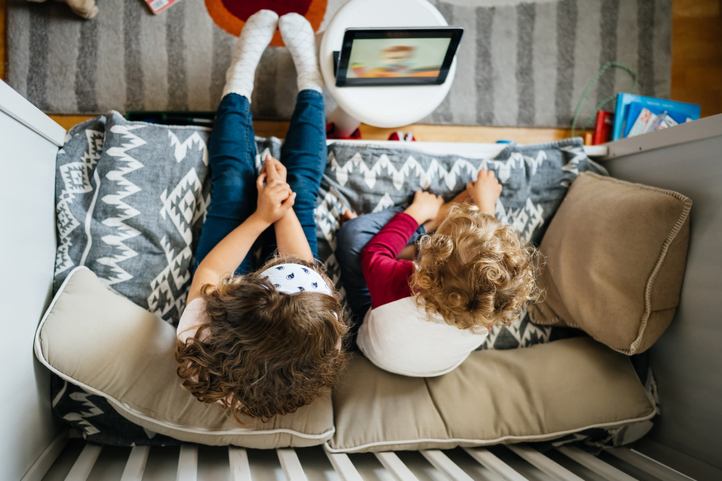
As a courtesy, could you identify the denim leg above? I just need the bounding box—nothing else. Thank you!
[194,93,258,274]
[336,208,426,334]
[261,90,326,261]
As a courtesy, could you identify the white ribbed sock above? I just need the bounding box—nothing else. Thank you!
[223,9,278,99]
[279,13,323,93]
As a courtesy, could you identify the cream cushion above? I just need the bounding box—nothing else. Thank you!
[328,337,655,452]
[530,172,692,354]
[34,267,334,448]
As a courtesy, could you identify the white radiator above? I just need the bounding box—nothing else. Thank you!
[29,436,696,481]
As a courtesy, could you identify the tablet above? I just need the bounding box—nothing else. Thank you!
[335,27,463,87]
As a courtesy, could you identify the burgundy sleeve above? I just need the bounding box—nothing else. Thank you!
[361,212,419,308]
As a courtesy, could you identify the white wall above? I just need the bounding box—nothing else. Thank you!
[0,82,63,481]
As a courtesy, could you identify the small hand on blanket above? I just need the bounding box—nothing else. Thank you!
[404,191,444,225]
[467,169,502,216]
[424,190,470,233]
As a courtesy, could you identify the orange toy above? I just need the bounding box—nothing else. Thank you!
[205,0,328,45]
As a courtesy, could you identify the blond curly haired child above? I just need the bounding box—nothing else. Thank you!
[336,170,540,377]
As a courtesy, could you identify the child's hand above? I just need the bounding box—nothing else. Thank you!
[466,169,502,215]
[425,190,470,232]
[254,173,295,225]
[405,191,444,225]
[264,154,287,183]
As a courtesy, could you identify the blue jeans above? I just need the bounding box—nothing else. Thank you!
[194,90,326,274]
[335,209,426,332]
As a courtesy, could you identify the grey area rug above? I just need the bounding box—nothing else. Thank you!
[7,0,670,128]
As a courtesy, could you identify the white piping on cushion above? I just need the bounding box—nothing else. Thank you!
[323,409,657,453]
[33,266,334,441]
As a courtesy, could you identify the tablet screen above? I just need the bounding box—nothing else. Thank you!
[336,28,463,87]
[347,37,452,80]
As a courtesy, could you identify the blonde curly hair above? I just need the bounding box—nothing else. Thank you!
[410,203,541,330]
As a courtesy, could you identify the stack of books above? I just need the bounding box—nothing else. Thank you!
[591,93,701,145]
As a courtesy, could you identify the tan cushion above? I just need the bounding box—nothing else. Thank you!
[328,337,654,452]
[530,172,692,354]
[34,267,334,448]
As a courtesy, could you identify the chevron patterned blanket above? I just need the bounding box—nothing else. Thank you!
[51,112,606,445]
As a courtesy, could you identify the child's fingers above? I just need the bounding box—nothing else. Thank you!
[342,209,358,221]
[256,172,267,190]
[281,192,296,209]
[273,158,285,174]
[478,169,495,181]
[269,183,291,202]
[265,157,281,182]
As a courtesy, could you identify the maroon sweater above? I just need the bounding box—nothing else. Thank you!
[360,212,419,308]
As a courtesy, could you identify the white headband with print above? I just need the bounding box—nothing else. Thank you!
[259,263,332,296]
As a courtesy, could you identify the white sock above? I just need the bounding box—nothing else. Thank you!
[223,9,278,99]
[279,13,324,93]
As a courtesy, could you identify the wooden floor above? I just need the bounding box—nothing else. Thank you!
[1,0,721,140]
[670,0,722,117]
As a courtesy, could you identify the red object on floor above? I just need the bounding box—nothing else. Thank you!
[592,111,614,145]
[387,131,416,141]
[205,0,328,45]
[326,122,362,140]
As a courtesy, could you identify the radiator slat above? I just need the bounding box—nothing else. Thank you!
[229,447,253,481]
[177,445,198,481]
[325,452,364,481]
[607,448,696,481]
[63,444,102,481]
[20,432,68,481]
[463,448,530,481]
[421,450,474,481]
[277,448,309,481]
[120,446,150,481]
[507,445,584,481]
[558,446,638,481]
[375,452,421,481]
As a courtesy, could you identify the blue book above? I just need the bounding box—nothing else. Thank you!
[612,93,701,140]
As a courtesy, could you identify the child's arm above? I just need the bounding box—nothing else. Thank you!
[264,156,313,262]
[396,190,468,259]
[466,169,502,216]
[422,190,470,234]
[186,173,294,302]
[361,192,443,308]
[274,210,313,261]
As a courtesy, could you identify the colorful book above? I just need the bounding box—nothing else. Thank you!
[144,0,180,15]
[592,110,614,145]
[612,93,700,140]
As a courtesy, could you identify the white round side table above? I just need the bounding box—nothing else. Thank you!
[319,0,456,134]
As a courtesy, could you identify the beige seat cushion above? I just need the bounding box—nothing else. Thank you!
[34,267,334,448]
[530,172,692,354]
[329,337,655,453]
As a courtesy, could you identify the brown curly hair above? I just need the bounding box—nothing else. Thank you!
[410,203,541,330]
[175,257,348,421]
